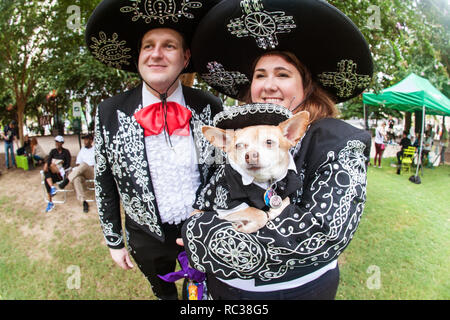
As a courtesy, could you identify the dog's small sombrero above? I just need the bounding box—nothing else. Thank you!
[191,0,373,102]
[85,0,222,73]
[213,103,292,130]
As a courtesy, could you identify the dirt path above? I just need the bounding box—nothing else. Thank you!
[0,136,101,262]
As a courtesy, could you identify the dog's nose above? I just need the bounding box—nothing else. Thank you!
[245,151,259,164]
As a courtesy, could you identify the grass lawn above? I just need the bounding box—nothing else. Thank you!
[336,158,450,300]
[0,158,448,299]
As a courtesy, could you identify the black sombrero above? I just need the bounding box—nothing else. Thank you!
[191,0,373,102]
[85,0,222,73]
[213,103,293,130]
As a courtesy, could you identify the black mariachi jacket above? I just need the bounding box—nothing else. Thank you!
[194,164,303,212]
[182,118,371,285]
[94,84,222,249]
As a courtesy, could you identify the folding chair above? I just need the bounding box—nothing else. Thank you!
[401,146,416,174]
[40,170,73,204]
[85,179,96,203]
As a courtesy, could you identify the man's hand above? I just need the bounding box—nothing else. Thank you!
[109,247,134,270]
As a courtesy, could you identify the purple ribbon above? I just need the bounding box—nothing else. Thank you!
[157,251,206,300]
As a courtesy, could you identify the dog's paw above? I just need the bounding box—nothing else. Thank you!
[223,208,268,233]
[232,221,263,234]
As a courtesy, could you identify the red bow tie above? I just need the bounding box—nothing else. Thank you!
[134,101,192,137]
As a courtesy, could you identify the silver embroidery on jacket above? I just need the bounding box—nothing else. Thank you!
[186,140,368,281]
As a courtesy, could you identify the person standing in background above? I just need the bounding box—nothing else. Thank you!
[3,120,18,169]
[374,122,387,168]
[440,125,448,165]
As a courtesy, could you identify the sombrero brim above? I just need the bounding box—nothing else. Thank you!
[85,0,221,73]
[192,0,373,102]
[213,103,292,130]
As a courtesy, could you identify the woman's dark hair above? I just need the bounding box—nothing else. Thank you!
[247,51,338,123]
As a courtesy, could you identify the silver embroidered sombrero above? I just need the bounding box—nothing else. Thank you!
[213,103,293,130]
[191,0,373,102]
[85,0,222,73]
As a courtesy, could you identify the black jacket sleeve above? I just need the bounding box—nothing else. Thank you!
[94,103,124,249]
[182,119,371,283]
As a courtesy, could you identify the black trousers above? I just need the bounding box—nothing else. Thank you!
[207,265,340,300]
[397,150,404,164]
[125,218,184,300]
[43,170,62,194]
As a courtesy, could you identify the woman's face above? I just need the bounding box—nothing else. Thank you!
[251,54,304,111]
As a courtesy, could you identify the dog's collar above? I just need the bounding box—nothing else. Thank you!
[227,154,297,189]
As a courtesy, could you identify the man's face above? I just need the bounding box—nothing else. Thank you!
[138,28,190,95]
[83,138,93,148]
[55,141,63,149]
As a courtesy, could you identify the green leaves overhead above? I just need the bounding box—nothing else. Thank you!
[0,0,448,127]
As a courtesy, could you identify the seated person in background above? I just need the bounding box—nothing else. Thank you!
[30,137,46,165]
[43,135,71,213]
[422,132,433,164]
[413,134,421,148]
[58,133,94,213]
[396,131,412,174]
[16,135,31,156]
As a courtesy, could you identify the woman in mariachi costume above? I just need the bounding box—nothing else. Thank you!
[85,0,223,299]
[181,0,374,299]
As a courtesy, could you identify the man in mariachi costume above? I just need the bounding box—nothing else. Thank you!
[85,0,222,300]
[181,0,374,299]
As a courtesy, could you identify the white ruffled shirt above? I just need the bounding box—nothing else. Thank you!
[141,83,201,225]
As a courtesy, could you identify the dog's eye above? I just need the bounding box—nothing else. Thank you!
[266,139,275,147]
[236,143,245,149]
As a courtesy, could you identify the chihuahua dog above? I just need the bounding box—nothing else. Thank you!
[201,111,310,233]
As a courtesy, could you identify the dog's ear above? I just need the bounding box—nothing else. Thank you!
[279,111,310,146]
[202,126,234,151]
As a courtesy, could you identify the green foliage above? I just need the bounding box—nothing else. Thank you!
[329,0,449,120]
[0,0,448,130]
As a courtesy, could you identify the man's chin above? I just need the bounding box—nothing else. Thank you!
[143,78,177,93]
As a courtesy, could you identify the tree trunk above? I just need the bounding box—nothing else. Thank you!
[405,111,412,133]
[414,110,422,134]
[363,104,369,130]
[16,98,26,146]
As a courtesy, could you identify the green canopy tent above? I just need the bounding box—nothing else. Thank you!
[363,73,450,183]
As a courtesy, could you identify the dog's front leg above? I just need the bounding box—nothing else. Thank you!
[223,207,268,233]
[266,197,290,220]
